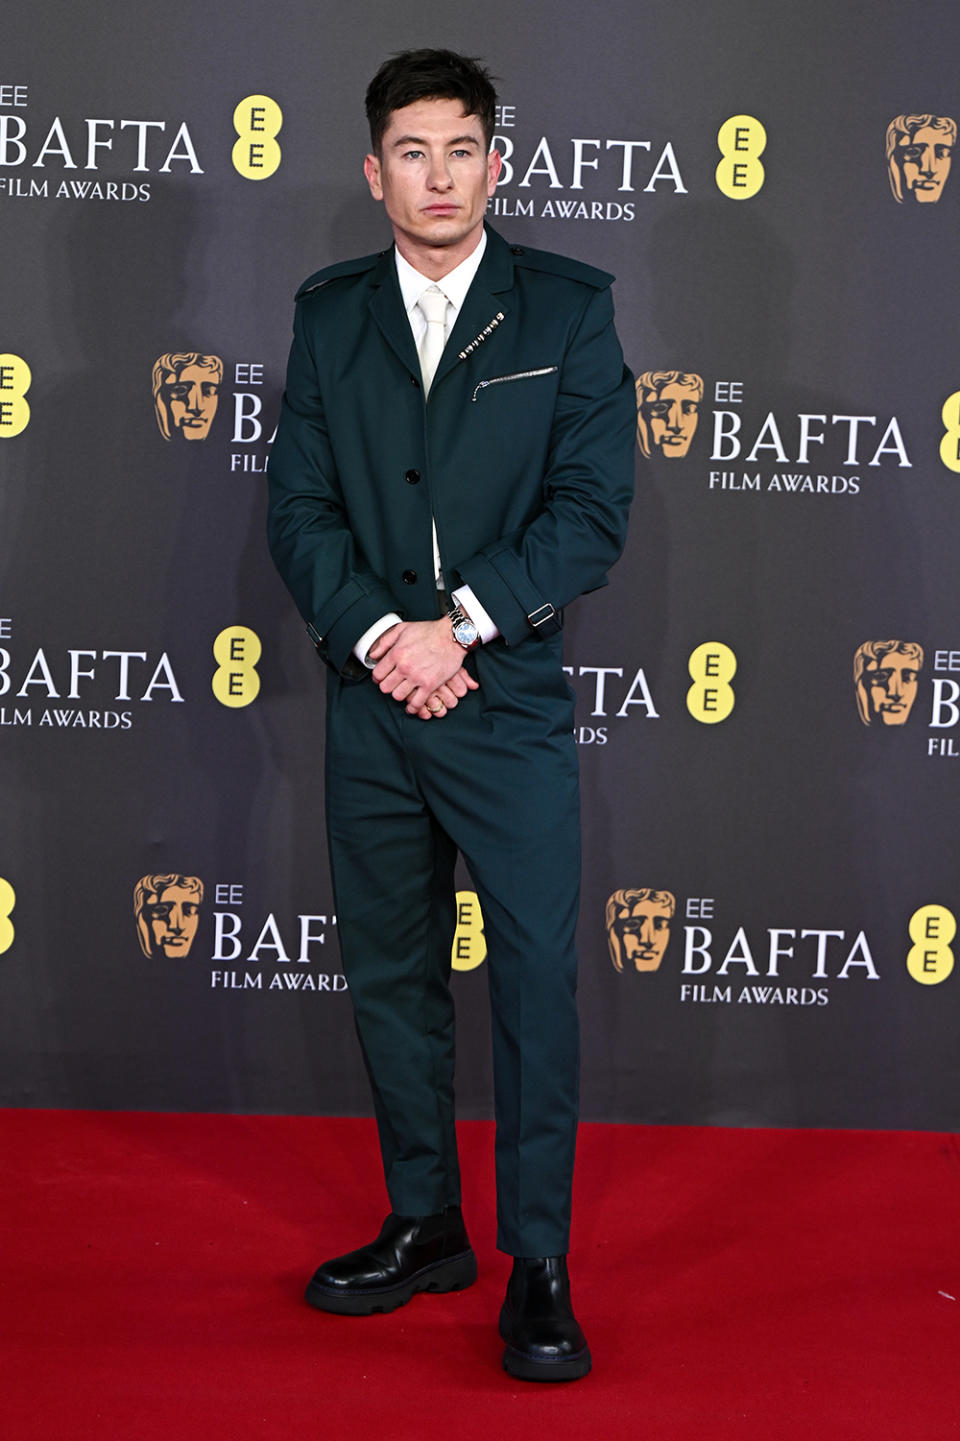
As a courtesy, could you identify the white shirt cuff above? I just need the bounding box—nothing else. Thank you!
[354,613,402,668]
[452,585,499,644]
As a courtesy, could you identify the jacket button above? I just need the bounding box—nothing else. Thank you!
[510,245,525,255]
[410,375,420,387]
[402,569,417,585]
[405,469,421,485]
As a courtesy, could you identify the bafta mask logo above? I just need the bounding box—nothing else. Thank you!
[606,888,675,973]
[134,873,204,958]
[886,115,956,204]
[636,371,703,459]
[152,352,223,441]
[854,640,924,727]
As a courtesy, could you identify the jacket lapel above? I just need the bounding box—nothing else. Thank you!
[367,250,421,378]
[431,227,515,392]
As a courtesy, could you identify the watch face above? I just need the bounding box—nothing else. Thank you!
[454,618,479,648]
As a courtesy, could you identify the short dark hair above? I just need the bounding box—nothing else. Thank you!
[365,49,498,153]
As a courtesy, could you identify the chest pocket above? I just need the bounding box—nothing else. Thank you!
[471,366,558,403]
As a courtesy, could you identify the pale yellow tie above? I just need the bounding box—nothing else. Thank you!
[416,285,448,397]
[415,285,449,589]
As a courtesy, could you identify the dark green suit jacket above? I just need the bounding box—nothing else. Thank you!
[268,225,635,677]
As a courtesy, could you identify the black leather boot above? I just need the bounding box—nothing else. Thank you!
[305,1207,477,1315]
[499,1256,591,1381]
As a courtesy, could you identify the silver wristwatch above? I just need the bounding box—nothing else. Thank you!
[448,602,481,652]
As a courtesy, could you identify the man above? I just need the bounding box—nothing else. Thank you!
[152,352,223,441]
[606,888,675,973]
[134,873,204,958]
[885,114,956,204]
[268,49,635,1382]
[853,639,924,726]
[635,370,702,459]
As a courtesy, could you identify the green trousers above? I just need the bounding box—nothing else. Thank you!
[324,639,581,1257]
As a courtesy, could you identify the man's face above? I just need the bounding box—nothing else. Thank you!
[613,899,673,971]
[640,382,700,457]
[163,364,220,440]
[864,652,920,725]
[897,125,953,203]
[363,98,501,271]
[143,884,201,957]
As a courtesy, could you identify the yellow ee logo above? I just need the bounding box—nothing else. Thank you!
[939,391,960,474]
[716,115,766,200]
[0,877,15,955]
[907,904,955,985]
[212,626,261,708]
[0,354,31,438]
[687,641,736,723]
[451,890,487,972]
[232,95,282,180]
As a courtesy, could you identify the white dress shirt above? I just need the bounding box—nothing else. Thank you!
[353,231,500,666]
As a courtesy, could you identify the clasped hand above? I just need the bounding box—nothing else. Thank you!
[368,619,479,720]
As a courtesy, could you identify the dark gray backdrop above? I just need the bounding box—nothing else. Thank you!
[2,1,958,1129]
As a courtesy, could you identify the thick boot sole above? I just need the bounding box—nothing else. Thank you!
[305,1247,478,1316]
[501,1342,592,1382]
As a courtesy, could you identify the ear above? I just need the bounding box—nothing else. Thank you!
[364,152,383,201]
[136,913,153,958]
[486,146,502,196]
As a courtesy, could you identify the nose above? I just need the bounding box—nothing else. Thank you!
[639,918,654,945]
[919,146,935,175]
[888,671,903,698]
[168,905,184,934]
[666,402,683,432]
[426,155,454,190]
[186,385,202,414]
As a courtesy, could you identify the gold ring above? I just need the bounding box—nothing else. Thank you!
[427,696,444,713]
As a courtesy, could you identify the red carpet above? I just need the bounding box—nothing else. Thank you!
[2,1111,958,1439]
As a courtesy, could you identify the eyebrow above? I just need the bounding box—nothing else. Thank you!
[390,133,482,149]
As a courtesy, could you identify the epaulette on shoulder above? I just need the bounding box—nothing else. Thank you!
[295,252,384,301]
[508,243,614,290]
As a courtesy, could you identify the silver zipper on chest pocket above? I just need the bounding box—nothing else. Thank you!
[471,366,558,403]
